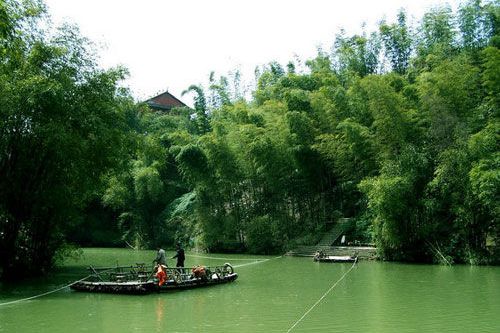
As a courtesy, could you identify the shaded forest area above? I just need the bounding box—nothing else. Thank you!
[1,0,499,279]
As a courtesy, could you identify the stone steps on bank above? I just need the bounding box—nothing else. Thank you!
[317,218,353,246]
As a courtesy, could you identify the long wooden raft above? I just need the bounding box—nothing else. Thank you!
[70,263,238,295]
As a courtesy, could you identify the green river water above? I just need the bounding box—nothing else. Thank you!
[1,248,499,332]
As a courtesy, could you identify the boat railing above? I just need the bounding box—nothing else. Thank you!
[86,263,235,284]
[162,263,235,284]
[87,263,153,283]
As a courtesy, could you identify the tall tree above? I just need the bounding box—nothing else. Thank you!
[333,29,381,77]
[183,85,211,134]
[379,10,413,74]
[0,0,130,279]
[459,0,495,50]
[418,5,456,58]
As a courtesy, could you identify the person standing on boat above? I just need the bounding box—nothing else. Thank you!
[154,247,167,266]
[172,242,185,267]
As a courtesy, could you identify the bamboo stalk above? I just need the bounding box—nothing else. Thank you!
[427,242,451,266]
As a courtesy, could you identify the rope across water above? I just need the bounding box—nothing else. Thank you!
[233,256,282,268]
[0,274,91,307]
[186,253,283,268]
[186,254,271,261]
[286,260,357,332]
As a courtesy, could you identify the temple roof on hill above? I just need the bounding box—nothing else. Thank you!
[145,91,187,111]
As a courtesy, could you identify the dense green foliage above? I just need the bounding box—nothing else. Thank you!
[0,0,131,278]
[100,105,196,249]
[159,0,498,263]
[1,0,499,280]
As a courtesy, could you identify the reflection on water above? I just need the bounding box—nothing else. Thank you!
[1,248,499,333]
[155,297,165,330]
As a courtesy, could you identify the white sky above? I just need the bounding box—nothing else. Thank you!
[44,0,459,105]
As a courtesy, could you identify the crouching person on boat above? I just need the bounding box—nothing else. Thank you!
[314,250,325,261]
[191,265,208,281]
[155,264,167,286]
[153,246,168,286]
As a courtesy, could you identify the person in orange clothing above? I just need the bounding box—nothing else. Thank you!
[156,264,167,286]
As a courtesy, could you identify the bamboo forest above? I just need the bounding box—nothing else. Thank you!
[1,0,499,281]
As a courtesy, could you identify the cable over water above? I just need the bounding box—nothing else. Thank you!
[286,260,357,332]
[186,253,282,268]
[186,254,270,261]
[233,259,270,268]
[0,274,91,307]
[233,255,283,268]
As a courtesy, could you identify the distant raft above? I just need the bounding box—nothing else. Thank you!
[313,251,358,263]
[70,263,237,295]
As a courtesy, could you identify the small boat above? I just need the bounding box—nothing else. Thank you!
[314,255,357,263]
[70,263,237,294]
[313,251,357,263]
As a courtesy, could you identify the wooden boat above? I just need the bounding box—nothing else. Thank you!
[70,263,238,294]
[313,251,358,263]
[314,255,358,263]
